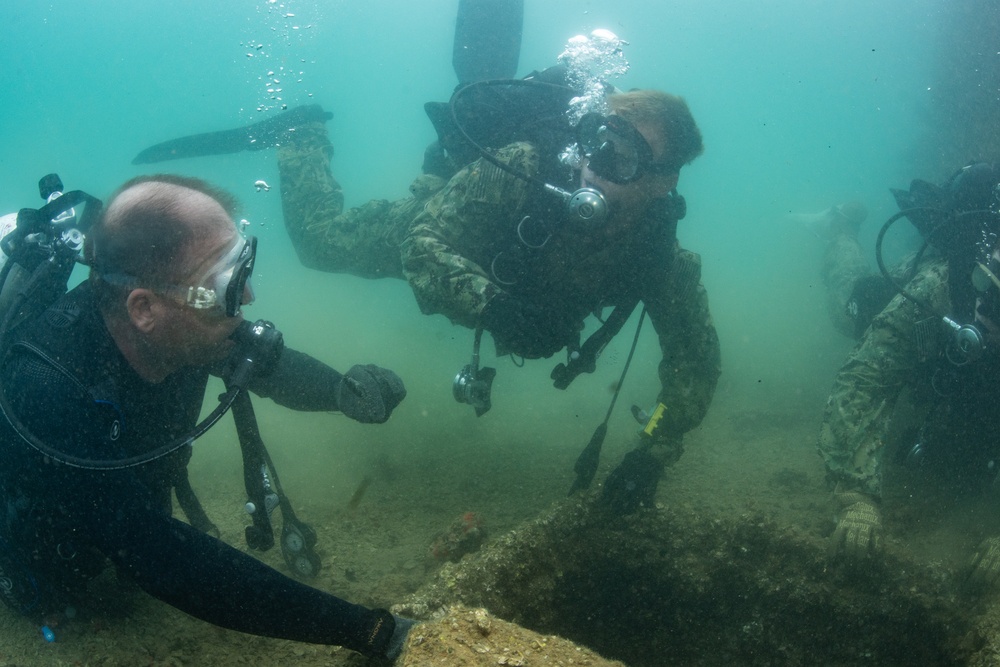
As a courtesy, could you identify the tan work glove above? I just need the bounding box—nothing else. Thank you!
[828,490,882,561]
[966,536,1000,591]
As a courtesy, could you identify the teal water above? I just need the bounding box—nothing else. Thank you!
[0,0,946,402]
[0,0,959,533]
[0,0,989,660]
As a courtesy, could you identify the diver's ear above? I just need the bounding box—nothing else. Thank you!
[126,288,160,334]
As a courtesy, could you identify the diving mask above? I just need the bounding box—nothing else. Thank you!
[180,232,257,317]
[577,112,668,184]
[103,231,258,318]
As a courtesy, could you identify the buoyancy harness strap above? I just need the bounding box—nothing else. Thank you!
[551,299,640,389]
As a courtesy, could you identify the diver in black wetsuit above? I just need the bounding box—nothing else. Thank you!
[0,175,412,660]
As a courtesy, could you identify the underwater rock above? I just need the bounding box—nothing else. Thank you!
[397,494,1000,666]
[429,511,487,562]
[397,604,624,667]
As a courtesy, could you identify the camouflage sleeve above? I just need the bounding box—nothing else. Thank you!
[400,143,539,329]
[643,246,722,439]
[817,259,950,498]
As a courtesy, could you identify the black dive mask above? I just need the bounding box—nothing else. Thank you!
[577,113,668,184]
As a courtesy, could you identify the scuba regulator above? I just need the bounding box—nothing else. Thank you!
[429,74,608,232]
[0,174,100,332]
[875,162,1000,366]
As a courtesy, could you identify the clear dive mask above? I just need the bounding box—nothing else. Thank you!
[177,232,257,317]
[102,231,257,318]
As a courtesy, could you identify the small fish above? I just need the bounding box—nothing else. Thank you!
[254,180,271,192]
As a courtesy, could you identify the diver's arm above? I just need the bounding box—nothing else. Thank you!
[238,348,405,423]
[400,142,539,329]
[89,498,395,654]
[818,259,950,497]
[643,247,721,439]
[243,346,342,411]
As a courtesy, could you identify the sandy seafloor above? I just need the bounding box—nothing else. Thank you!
[2,354,998,666]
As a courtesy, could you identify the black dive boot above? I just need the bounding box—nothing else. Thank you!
[132,104,333,164]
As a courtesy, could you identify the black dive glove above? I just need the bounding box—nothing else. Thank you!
[337,364,406,423]
[601,447,666,515]
[480,293,576,359]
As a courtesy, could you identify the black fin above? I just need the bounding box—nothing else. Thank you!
[132,104,332,165]
[453,0,523,83]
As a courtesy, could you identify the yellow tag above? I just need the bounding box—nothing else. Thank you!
[642,403,667,438]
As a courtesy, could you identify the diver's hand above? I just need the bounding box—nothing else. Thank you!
[337,365,406,423]
[385,615,416,662]
[480,294,576,359]
[601,448,664,515]
[966,536,1000,592]
[368,613,416,665]
[828,491,882,562]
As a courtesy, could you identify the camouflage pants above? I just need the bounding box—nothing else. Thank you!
[276,122,444,279]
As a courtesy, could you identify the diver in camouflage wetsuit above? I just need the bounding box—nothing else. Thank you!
[819,162,1000,588]
[276,89,721,515]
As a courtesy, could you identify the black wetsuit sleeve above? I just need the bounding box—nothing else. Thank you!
[245,347,343,412]
[89,496,393,654]
[2,350,394,656]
